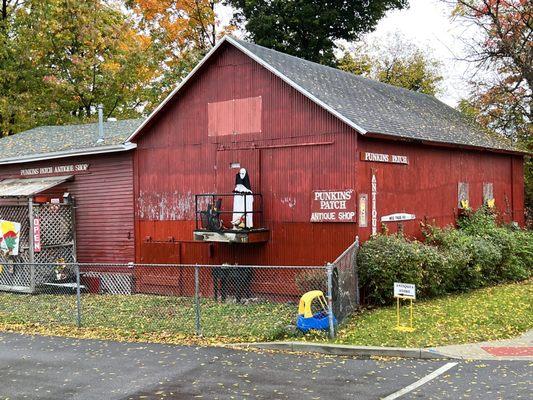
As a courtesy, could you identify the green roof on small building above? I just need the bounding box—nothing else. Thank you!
[0,119,143,164]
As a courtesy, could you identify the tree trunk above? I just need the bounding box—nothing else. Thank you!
[2,0,7,21]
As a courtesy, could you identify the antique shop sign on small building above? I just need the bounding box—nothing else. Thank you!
[311,189,357,222]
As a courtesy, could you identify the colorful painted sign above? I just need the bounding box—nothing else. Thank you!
[310,189,356,222]
[381,213,416,222]
[33,218,41,253]
[394,282,416,299]
[361,152,409,165]
[0,220,21,256]
[358,193,368,227]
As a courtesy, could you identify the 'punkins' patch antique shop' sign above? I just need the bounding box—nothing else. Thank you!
[311,189,356,222]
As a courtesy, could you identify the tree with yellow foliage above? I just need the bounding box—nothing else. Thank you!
[126,0,230,95]
[1,0,160,134]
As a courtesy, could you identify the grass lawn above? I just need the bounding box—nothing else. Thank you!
[324,279,533,348]
[0,293,294,344]
[0,280,531,347]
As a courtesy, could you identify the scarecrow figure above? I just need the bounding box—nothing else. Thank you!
[232,168,253,229]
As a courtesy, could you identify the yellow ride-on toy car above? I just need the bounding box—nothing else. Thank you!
[296,290,337,332]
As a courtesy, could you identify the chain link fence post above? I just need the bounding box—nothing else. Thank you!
[194,264,201,336]
[326,262,335,339]
[75,263,82,328]
[354,236,360,306]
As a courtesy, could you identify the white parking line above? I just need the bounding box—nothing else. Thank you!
[381,362,459,400]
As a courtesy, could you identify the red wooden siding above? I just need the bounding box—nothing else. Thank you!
[356,137,525,240]
[134,43,358,266]
[133,41,525,268]
[0,152,135,263]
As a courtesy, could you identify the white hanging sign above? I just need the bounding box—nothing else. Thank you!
[381,213,416,222]
[394,282,416,299]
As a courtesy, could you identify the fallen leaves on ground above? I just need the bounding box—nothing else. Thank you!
[330,279,532,348]
[0,280,530,348]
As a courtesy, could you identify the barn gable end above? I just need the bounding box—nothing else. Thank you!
[134,42,359,265]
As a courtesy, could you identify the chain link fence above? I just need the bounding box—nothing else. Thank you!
[330,236,360,323]
[0,244,360,341]
[0,262,81,327]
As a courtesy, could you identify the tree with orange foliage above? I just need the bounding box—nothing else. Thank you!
[1,0,160,135]
[126,0,230,95]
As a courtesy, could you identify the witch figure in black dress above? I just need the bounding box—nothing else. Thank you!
[232,168,253,229]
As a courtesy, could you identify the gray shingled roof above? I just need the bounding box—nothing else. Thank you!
[0,119,143,161]
[232,38,516,152]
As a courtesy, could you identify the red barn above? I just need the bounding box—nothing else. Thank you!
[129,36,526,267]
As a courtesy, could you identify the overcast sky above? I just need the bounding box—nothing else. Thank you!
[217,0,476,107]
[363,0,475,106]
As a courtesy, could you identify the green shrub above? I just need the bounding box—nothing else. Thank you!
[507,230,533,281]
[357,235,424,305]
[358,208,533,305]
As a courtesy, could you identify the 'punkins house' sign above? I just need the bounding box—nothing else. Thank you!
[311,189,356,223]
[360,152,408,165]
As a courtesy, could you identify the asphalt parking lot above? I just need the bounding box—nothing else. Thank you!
[0,333,531,400]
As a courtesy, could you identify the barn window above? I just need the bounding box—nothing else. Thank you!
[483,182,495,208]
[458,182,469,209]
[208,96,262,136]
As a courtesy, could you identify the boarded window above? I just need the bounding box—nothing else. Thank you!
[458,182,469,209]
[483,182,494,207]
[208,96,262,136]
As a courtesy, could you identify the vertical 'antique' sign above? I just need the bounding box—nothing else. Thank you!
[371,173,377,235]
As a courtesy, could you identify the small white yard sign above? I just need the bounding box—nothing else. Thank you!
[394,282,416,299]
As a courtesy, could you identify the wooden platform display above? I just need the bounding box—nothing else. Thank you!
[193,229,269,244]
